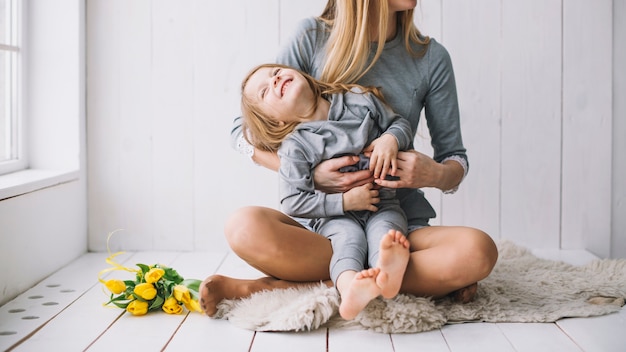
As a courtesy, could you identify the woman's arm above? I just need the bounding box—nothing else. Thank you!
[372,40,467,193]
[421,40,469,186]
[251,149,280,171]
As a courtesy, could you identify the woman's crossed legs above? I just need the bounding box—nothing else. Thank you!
[200,206,498,317]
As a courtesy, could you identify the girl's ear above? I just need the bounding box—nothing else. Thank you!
[278,120,286,126]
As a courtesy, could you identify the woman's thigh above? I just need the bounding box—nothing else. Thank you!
[224,206,332,282]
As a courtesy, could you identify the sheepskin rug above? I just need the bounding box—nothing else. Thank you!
[214,240,626,333]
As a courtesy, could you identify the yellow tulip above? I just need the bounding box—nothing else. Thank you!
[145,267,165,284]
[173,285,191,303]
[134,283,157,300]
[184,298,203,313]
[104,279,126,295]
[162,297,183,314]
[126,300,149,316]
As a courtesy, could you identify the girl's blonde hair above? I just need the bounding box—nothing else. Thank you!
[319,0,430,84]
[241,63,384,152]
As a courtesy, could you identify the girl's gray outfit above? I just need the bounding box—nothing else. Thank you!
[232,17,469,233]
[278,89,413,284]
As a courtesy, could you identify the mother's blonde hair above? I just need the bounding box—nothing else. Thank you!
[241,63,384,152]
[319,0,430,84]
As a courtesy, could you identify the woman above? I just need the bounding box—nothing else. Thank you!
[200,0,498,317]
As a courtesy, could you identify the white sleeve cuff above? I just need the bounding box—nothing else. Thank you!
[441,155,468,194]
[236,135,255,158]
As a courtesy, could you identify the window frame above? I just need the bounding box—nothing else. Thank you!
[0,0,83,201]
[0,0,26,176]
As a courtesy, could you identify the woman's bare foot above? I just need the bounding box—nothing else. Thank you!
[450,282,478,303]
[338,268,382,320]
[199,275,331,317]
[375,229,410,298]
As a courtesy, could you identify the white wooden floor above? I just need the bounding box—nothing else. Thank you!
[0,248,624,352]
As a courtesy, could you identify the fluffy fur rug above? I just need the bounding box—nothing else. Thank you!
[214,240,626,333]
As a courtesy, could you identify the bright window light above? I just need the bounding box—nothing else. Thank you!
[0,0,23,175]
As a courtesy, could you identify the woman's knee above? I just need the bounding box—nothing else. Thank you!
[427,227,497,285]
[460,227,498,279]
[224,206,268,253]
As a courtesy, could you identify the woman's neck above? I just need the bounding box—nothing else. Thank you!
[370,11,398,42]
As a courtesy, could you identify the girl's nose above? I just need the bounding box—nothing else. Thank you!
[271,74,280,88]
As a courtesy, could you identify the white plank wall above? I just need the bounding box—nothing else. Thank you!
[435,0,502,237]
[86,0,622,256]
[613,0,626,259]
[501,0,563,248]
[561,0,613,257]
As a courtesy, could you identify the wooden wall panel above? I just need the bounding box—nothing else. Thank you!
[191,0,281,251]
[151,0,196,250]
[115,0,154,250]
[439,0,502,239]
[561,0,613,255]
[612,0,626,259]
[87,0,126,250]
[87,0,283,251]
[500,0,562,248]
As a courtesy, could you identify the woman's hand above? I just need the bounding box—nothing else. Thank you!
[313,155,374,194]
[373,150,464,190]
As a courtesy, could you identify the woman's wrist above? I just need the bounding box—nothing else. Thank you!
[436,158,465,193]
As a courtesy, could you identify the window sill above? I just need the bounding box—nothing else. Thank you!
[0,169,80,201]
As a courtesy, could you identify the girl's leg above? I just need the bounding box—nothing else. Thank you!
[201,206,333,316]
[364,203,409,298]
[400,226,498,298]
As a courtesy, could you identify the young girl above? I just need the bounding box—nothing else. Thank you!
[241,63,412,319]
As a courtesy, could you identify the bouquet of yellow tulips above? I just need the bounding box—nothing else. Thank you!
[98,233,203,316]
[100,263,202,316]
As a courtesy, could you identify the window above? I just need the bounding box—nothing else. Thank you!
[0,0,24,175]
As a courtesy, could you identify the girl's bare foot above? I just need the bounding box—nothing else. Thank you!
[376,229,410,298]
[199,275,331,317]
[338,268,382,320]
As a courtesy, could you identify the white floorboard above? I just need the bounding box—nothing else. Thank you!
[556,308,626,352]
[329,329,394,352]
[164,313,254,351]
[441,323,515,352]
[252,329,328,352]
[391,329,450,352]
[0,248,623,351]
[497,323,583,352]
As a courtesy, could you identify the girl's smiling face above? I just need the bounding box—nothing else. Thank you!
[243,66,316,125]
